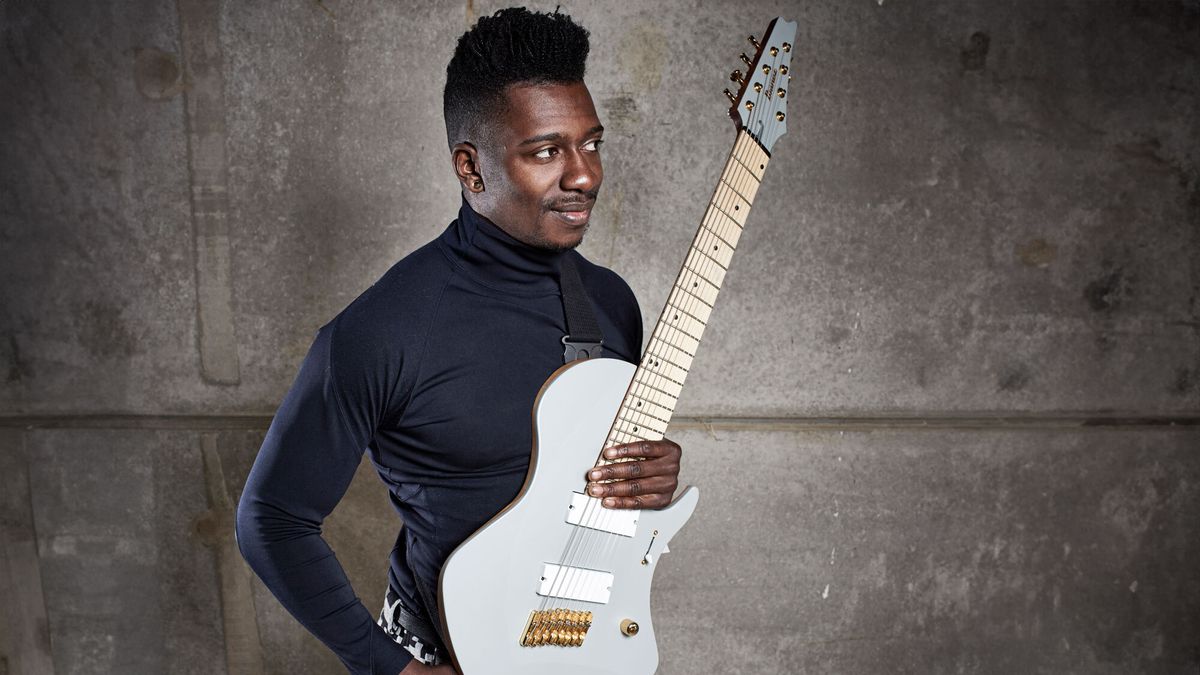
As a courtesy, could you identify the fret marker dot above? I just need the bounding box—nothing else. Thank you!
[735,205,739,210]
[693,282,698,287]
[714,245,719,251]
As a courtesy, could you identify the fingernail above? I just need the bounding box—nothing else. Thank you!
[588,469,601,480]
[603,498,616,507]
[604,448,617,458]
[589,484,605,496]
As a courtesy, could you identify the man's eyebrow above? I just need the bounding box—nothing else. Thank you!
[517,125,605,147]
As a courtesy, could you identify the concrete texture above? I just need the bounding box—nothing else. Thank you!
[1,0,1197,673]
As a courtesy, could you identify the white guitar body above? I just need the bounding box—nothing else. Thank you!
[440,357,698,674]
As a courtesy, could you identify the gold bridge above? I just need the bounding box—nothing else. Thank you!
[519,609,594,647]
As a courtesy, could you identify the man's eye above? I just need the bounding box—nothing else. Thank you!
[534,147,557,159]
[584,139,604,151]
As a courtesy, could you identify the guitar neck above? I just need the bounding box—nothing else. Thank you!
[603,130,770,451]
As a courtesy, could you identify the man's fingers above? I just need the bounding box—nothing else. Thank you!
[587,474,677,500]
[599,493,672,510]
[604,439,681,461]
[587,456,677,482]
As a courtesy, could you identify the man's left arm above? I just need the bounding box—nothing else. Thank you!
[585,439,682,509]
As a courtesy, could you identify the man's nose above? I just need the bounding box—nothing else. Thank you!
[562,151,599,192]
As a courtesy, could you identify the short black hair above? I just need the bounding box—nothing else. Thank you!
[443,7,591,148]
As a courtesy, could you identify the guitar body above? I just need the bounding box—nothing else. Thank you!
[439,357,699,675]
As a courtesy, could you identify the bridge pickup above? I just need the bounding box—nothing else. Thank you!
[536,563,614,604]
[564,492,639,537]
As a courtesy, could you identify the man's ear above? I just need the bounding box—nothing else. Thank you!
[452,142,485,194]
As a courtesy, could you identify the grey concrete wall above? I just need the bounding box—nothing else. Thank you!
[1,1,1197,674]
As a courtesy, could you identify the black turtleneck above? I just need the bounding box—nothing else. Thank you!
[236,201,642,674]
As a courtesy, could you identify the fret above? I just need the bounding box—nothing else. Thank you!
[653,325,701,359]
[725,161,761,204]
[706,210,744,248]
[640,351,692,388]
[685,247,729,282]
[635,361,686,389]
[624,388,678,416]
[695,228,735,269]
[599,129,770,457]
[615,415,668,438]
[700,219,736,251]
[716,175,751,205]
[675,269,720,305]
[716,185,751,229]
[618,403,671,428]
[659,306,705,343]
[636,355,688,388]
[667,297,712,330]
[636,369,684,398]
[617,404,670,429]
[712,188,748,226]
[686,240,730,273]
[619,397,674,425]
[682,256,726,289]
[665,295,710,328]
[641,345,691,374]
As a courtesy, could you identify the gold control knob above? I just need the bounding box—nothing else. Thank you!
[776,112,786,121]
[620,619,640,636]
[770,46,778,56]
[783,42,792,52]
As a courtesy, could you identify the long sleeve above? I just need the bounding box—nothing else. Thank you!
[235,323,413,675]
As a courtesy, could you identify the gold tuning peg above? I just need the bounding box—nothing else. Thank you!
[730,69,745,84]
[724,89,737,104]
[747,35,761,50]
[739,53,752,66]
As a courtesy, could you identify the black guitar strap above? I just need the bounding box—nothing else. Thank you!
[559,254,604,363]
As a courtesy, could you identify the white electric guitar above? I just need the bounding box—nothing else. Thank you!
[439,17,796,674]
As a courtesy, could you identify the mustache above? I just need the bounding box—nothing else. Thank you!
[545,191,599,210]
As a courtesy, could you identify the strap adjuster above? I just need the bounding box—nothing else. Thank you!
[562,336,604,362]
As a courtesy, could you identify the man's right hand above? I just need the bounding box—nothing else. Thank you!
[399,660,456,674]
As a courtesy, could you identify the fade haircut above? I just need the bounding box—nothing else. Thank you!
[443,7,591,148]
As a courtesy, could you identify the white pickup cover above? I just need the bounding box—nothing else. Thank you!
[537,563,614,604]
[564,492,640,537]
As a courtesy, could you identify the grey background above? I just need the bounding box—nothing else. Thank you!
[1,1,1198,674]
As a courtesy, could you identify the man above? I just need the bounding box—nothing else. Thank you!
[236,8,683,674]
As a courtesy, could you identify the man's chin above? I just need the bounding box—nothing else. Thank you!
[531,219,589,252]
[542,229,587,253]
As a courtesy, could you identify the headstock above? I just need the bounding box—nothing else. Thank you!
[723,17,797,155]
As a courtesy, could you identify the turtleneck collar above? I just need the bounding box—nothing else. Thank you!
[438,198,568,296]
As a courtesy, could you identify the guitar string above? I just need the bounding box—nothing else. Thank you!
[578,96,775,578]
[540,152,737,618]
[555,130,764,605]
[533,43,782,627]
[571,131,762,594]
[558,40,785,637]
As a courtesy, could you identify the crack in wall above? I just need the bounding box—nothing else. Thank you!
[178,0,241,385]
